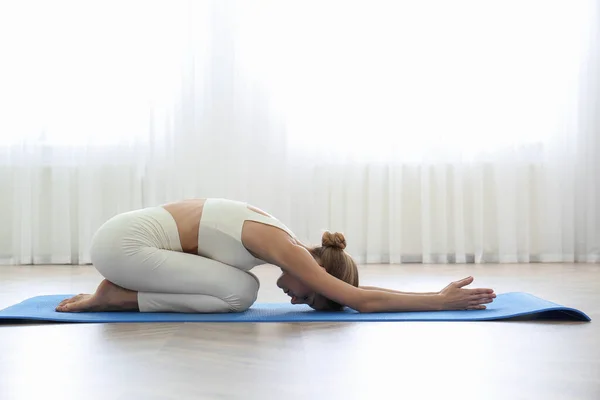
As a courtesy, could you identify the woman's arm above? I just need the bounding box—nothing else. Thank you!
[267,235,495,312]
[360,286,438,296]
[280,245,443,312]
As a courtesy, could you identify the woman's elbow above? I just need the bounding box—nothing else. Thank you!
[351,291,376,313]
[355,301,376,313]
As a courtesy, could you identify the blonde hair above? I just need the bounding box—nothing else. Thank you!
[308,231,359,311]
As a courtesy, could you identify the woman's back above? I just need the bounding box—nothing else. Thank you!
[162,198,296,259]
[162,199,206,254]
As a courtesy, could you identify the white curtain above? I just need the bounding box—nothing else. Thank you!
[0,0,598,265]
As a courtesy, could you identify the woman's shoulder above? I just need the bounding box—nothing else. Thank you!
[241,219,299,264]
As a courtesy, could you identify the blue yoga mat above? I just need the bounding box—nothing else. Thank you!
[0,292,590,324]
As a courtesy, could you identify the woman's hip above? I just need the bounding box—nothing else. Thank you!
[90,206,183,269]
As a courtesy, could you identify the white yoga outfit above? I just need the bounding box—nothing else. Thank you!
[89,198,296,313]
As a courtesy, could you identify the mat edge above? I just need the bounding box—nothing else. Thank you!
[0,307,591,323]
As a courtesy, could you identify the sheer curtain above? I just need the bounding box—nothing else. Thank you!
[0,0,598,265]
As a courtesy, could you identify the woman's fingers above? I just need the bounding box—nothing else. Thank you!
[469,294,495,302]
[454,276,474,288]
[466,288,495,295]
[467,305,487,310]
[468,294,496,303]
[469,298,494,305]
[465,291,495,300]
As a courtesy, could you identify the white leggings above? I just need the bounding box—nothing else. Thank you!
[89,207,259,313]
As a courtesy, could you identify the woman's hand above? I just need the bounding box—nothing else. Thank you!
[438,276,496,310]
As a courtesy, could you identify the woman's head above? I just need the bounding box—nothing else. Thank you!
[276,231,359,311]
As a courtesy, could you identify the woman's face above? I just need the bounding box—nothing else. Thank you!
[276,271,312,304]
[276,270,330,310]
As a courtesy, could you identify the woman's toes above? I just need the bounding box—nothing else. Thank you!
[56,295,94,313]
[56,300,77,311]
[57,295,83,310]
[58,301,78,312]
[57,297,76,310]
[60,296,73,304]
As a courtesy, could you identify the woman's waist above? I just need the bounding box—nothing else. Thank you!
[92,206,183,252]
[161,200,205,253]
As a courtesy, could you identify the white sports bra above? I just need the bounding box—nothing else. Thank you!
[197,198,296,270]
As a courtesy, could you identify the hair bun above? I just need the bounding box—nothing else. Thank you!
[322,231,347,250]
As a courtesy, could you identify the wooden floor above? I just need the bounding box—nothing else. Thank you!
[0,263,598,400]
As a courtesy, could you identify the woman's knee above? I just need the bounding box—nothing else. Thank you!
[89,226,117,277]
[89,213,127,268]
[228,272,260,312]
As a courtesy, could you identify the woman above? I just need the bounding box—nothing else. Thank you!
[56,198,496,313]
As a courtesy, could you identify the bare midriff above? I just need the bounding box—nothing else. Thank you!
[161,199,206,254]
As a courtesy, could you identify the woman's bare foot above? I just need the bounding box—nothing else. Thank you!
[55,279,139,312]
